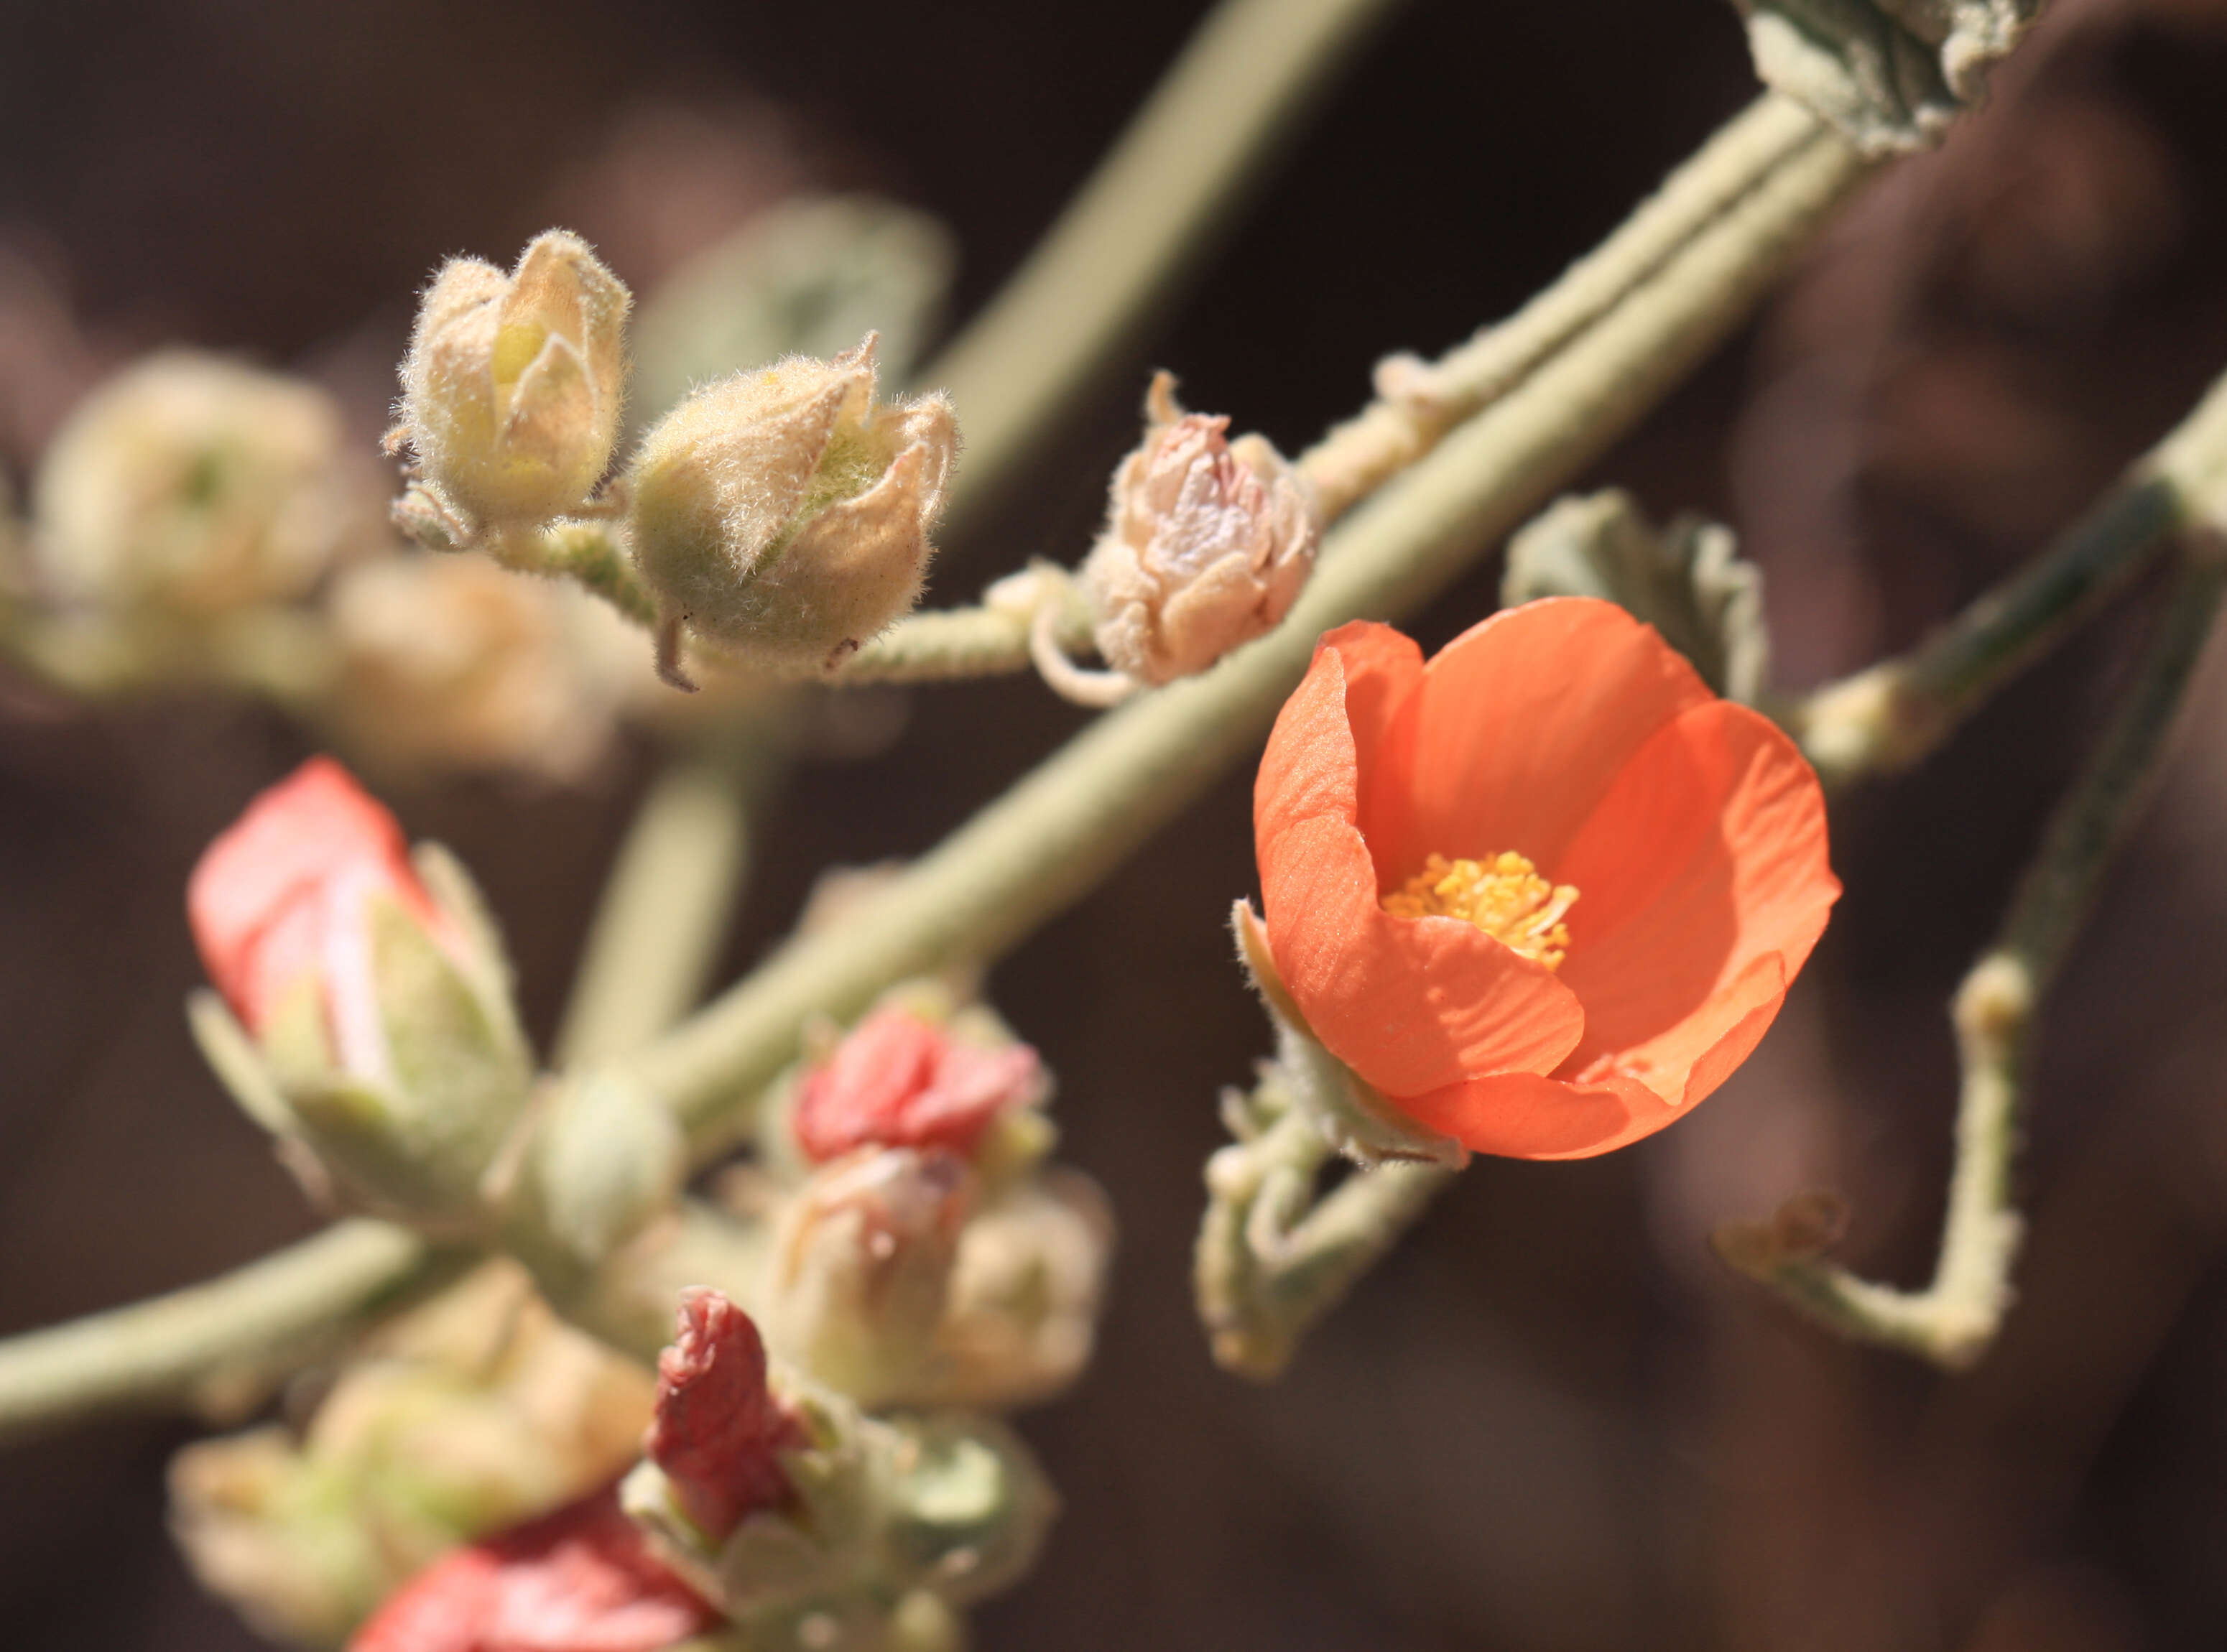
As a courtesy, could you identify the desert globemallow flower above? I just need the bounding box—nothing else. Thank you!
[1250,597,1838,1159]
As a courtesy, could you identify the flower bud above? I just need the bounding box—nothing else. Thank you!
[394,231,631,536]
[933,1169,1114,1410]
[348,1488,715,1652]
[186,757,533,1226]
[646,1289,806,1542]
[1080,372,1318,685]
[790,1006,1045,1167]
[324,554,626,782]
[625,335,958,677]
[761,1148,973,1409]
[32,351,376,615]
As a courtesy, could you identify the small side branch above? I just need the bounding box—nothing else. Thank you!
[1721,555,2227,1366]
[1795,366,2227,786]
[1197,1100,1458,1379]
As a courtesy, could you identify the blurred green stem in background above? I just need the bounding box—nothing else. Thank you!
[1795,363,2227,786]
[1721,549,2227,1367]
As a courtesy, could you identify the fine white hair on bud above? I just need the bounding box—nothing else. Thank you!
[622,333,958,685]
[1079,372,1319,686]
[391,230,631,539]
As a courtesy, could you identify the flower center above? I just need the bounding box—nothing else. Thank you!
[1381,851,1579,969]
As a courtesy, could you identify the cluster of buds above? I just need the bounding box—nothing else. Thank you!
[748,990,1113,1411]
[386,228,960,689]
[348,1290,1055,1652]
[185,757,534,1228]
[170,1261,657,1648]
[1068,371,1319,694]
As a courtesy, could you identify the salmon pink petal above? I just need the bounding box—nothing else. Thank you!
[1261,813,1583,1098]
[1254,621,1421,863]
[1552,700,1836,1079]
[1371,599,1716,882]
[1395,1069,1637,1159]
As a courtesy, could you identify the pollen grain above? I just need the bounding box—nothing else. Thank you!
[1382,851,1578,969]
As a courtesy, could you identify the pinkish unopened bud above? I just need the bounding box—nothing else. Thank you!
[189,756,450,1065]
[348,1488,714,1652]
[645,1290,805,1543]
[792,1007,1044,1165]
[394,231,631,536]
[624,335,957,679]
[186,757,532,1222]
[1080,373,1318,685]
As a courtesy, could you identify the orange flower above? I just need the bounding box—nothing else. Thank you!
[1253,598,1838,1160]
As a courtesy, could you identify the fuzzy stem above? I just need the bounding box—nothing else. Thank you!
[1723,555,2227,1366]
[1300,93,1827,519]
[555,743,764,1070]
[1197,1105,1455,1378]
[1794,366,2227,784]
[922,0,1407,532]
[0,1222,449,1444]
[632,122,1872,1148]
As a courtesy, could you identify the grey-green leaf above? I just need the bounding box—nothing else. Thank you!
[1502,488,1771,705]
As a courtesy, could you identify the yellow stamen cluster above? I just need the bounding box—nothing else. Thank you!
[1382,851,1580,969]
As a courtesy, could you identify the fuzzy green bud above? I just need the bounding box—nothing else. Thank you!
[393,230,631,538]
[624,334,958,683]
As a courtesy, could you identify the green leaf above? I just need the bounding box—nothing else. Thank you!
[1728,0,2041,154]
[1502,488,1772,706]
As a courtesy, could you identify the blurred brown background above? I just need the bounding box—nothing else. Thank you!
[9,0,2227,1647]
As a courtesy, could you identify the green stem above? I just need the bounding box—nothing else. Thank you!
[554,742,765,1070]
[0,1222,449,1444]
[1300,93,1827,519]
[1795,366,2227,784]
[1723,555,2227,1366]
[1197,1105,1455,1378]
[921,0,1406,533]
[631,122,1872,1149]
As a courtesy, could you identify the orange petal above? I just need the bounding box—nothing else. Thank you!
[1400,955,1787,1159]
[1369,598,1716,883]
[1261,812,1583,1098]
[1253,621,1420,864]
[1552,700,1836,1085]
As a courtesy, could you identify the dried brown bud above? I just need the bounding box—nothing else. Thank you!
[1080,373,1318,685]
[393,231,631,535]
[624,334,957,679]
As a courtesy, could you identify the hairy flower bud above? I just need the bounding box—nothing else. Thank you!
[186,757,533,1224]
[625,335,957,679]
[32,351,374,614]
[1080,372,1318,685]
[394,231,631,536]
[935,1169,1114,1411]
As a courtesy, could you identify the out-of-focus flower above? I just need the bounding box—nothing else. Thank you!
[324,555,625,783]
[187,757,532,1222]
[1252,598,1838,1159]
[791,1006,1044,1166]
[645,1289,804,1542]
[392,231,631,539]
[170,1261,657,1649]
[626,335,957,679]
[32,351,376,614]
[348,1488,714,1652]
[1080,372,1316,686]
